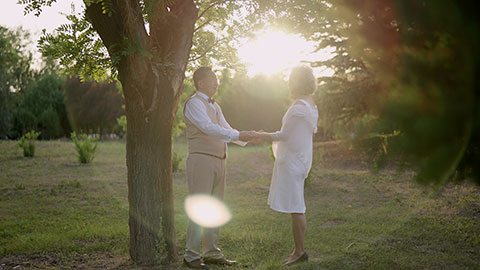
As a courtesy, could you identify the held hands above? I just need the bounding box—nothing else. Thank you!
[239,130,270,144]
[238,131,256,142]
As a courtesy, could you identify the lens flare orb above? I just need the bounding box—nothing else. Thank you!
[185,194,231,228]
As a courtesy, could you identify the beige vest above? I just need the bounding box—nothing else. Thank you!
[184,93,227,159]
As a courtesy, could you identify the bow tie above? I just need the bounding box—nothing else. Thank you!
[208,97,215,104]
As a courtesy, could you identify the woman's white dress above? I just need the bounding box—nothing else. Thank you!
[268,99,318,213]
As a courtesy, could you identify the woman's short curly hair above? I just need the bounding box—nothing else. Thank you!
[288,65,317,97]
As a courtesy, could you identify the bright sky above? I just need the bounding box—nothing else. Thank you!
[0,0,84,33]
[238,30,335,78]
[0,1,334,77]
[0,0,84,67]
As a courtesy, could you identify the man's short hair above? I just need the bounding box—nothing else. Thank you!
[193,66,213,89]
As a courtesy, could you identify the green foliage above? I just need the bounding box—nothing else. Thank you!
[17,130,40,157]
[361,1,479,184]
[12,71,67,139]
[188,1,261,70]
[172,79,195,139]
[268,1,480,185]
[264,1,383,140]
[171,151,183,173]
[26,0,271,79]
[17,0,57,16]
[71,131,98,164]
[12,107,37,137]
[64,76,124,135]
[38,107,62,140]
[37,8,112,81]
[116,114,127,133]
[0,26,33,138]
[0,26,70,140]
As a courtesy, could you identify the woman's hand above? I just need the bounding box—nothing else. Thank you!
[250,130,272,144]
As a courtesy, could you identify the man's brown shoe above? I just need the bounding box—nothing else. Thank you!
[183,258,208,269]
[203,257,238,266]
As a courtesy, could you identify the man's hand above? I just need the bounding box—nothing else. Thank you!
[239,131,256,141]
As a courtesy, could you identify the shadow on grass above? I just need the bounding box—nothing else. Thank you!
[291,213,480,270]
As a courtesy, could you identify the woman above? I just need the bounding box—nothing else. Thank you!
[255,65,318,265]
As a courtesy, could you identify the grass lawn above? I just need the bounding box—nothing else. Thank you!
[0,140,479,269]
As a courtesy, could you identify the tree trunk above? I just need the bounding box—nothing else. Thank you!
[124,72,177,264]
[85,0,197,265]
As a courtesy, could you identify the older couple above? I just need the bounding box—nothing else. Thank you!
[183,65,318,269]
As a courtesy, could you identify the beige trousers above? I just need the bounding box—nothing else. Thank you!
[184,153,226,262]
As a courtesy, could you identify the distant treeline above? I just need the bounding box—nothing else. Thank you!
[1,26,125,140]
[2,73,125,140]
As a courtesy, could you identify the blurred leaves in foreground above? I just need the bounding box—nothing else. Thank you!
[271,0,479,185]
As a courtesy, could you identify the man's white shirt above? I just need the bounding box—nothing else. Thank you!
[184,91,240,143]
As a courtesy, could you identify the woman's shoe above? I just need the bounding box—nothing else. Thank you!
[283,252,308,266]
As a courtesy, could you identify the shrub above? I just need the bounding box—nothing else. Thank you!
[17,130,40,157]
[172,151,183,173]
[38,106,62,139]
[71,131,98,164]
[65,77,124,135]
[13,108,37,138]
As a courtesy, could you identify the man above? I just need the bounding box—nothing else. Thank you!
[183,67,253,269]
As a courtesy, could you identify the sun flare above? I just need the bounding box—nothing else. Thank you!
[185,194,231,228]
[238,30,335,77]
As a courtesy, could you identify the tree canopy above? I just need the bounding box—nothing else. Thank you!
[25,0,269,81]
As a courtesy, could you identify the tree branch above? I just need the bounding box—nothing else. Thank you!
[118,0,149,49]
[85,1,124,57]
[168,0,198,97]
[197,0,229,20]
[194,19,212,33]
[149,0,197,98]
[188,36,229,62]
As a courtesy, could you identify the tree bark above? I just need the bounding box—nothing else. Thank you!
[123,71,176,264]
[85,0,197,265]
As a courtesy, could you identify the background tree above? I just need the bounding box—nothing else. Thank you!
[266,0,479,184]
[64,76,124,135]
[217,70,289,132]
[0,25,74,140]
[263,1,388,138]
[13,70,68,139]
[0,26,33,139]
[334,0,479,185]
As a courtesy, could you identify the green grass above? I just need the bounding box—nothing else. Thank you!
[0,140,479,269]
